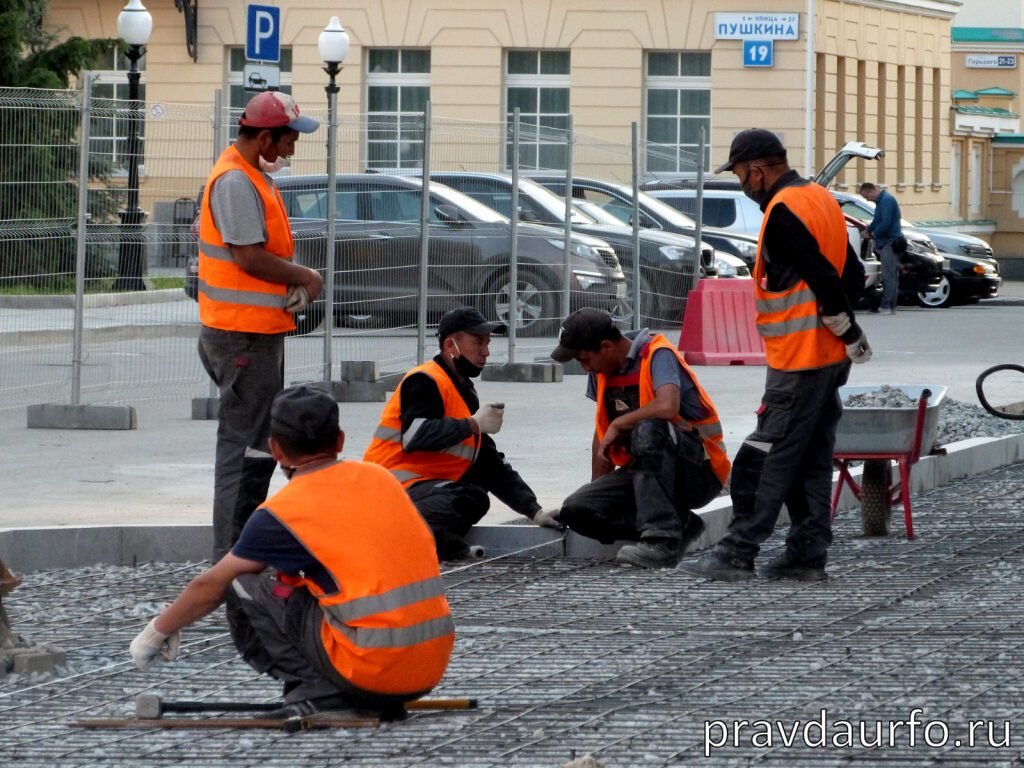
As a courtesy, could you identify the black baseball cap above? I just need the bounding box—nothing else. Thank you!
[550,308,619,363]
[437,307,506,341]
[714,128,787,174]
[270,385,339,442]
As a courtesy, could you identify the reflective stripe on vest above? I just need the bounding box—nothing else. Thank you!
[261,460,454,695]
[323,611,456,649]
[753,181,848,371]
[363,360,479,487]
[198,145,294,334]
[593,334,731,486]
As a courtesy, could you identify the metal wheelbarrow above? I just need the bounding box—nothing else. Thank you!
[830,385,947,539]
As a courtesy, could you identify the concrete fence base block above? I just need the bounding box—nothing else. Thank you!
[325,381,389,402]
[338,361,380,382]
[482,362,563,383]
[191,397,219,421]
[539,358,586,376]
[3,645,68,678]
[27,404,136,430]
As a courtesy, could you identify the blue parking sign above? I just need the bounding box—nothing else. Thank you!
[743,40,774,68]
[246,4,280,63]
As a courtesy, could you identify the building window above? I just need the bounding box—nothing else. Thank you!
[366,49,430,169]
[645,52,711,173]
[89,48,147,174]
[227,47,293,141]
[505,49,570,170]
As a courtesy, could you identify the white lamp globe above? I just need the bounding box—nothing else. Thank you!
[318,17,350,64]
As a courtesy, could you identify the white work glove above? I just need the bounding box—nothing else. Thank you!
[129,618,181,670]
[821,312,852,337]
[471,403,504,435]
[284,285,309,314]
[845,332,873,364]
[533,508,564,530]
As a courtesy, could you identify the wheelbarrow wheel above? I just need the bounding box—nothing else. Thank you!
[860,459,892,537]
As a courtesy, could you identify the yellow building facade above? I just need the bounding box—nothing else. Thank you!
[49,0,960,223]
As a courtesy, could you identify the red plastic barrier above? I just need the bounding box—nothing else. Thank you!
[677,279,766,366]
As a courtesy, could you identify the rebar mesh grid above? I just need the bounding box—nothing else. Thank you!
[3,466,1024,767]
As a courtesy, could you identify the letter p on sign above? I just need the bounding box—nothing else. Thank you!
[246,4,281,63]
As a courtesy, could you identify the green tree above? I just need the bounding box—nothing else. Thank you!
[0,0,116,287]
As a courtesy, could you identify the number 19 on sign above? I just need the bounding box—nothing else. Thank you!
[743,39,774,68]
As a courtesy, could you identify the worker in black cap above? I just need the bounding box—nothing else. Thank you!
[130,385,454,719]
[363,307,557,560]
[678,128,872,583]
[549,308,731,568]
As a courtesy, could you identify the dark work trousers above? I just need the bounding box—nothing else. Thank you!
[227,573,420,709]
[559,419,722,544]
[878,242,900,311]
[407,478,490,559]
[717,361,851,567]
[198,327,284,560]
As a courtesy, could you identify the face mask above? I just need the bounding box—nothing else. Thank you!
[741,168,769,208]
[451,340,483,378]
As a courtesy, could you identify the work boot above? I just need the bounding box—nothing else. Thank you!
[616,538,682,568]
[676,550,755,582]
[758,551,827,582]
[679,513,706,554]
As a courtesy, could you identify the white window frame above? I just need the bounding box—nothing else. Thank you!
[504,50,571,171]
[644,51,712,174]
[365,49,431,169]
[226,47,294,143]
[89,50,147,176]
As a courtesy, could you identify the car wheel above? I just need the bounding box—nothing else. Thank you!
[287,303,325,336]
[916,275,953,308]
[488,270,557,337]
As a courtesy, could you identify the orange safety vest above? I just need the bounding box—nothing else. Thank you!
[753,181,848,371]
[266,460,454,695]
[363,360,480,487]
[198,145,295,333]
[594,334,731,486]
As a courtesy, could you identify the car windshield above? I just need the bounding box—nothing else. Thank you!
[572,200,621,226]
[429,182,509,223]
[596,180,698,227]
[837,194,913,228]
[516,178,592,224]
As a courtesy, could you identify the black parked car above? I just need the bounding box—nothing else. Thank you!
[526,174,761,267]
[426,172,715,324]
[915,251,1001,308]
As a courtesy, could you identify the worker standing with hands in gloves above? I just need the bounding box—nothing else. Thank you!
[130,385,454,720]
[364,307,558,560]
[679,128,871,583]
[196,91,324,561]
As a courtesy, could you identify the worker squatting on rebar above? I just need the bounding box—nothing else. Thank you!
[129,385,454,719]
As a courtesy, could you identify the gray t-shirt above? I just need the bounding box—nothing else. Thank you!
[209,169,272,246]
[585,329,706,421]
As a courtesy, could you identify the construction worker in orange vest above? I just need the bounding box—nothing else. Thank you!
[679,128,872,583]
[130,385,454,719]
[197,91,324,560]
[364,307,559,560]
[548,308,731,568]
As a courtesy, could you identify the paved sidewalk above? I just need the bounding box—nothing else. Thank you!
[2,463,1023,766]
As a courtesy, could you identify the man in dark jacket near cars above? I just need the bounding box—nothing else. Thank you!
[364,307,558,559]
[859,181,904,314]
[678,129,872,582]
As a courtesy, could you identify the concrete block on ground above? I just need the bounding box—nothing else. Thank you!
[482,362,563,383]
[539,358,586,376]
[9,646,67,675]
[0,527,122,572]
[325,381,389,402]
[191,397,218,420]
[467,524,562,556]
[338,361,380,382]
[27,404,136,430]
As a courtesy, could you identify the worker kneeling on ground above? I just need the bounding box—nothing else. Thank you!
[130,385,454,719]
[363,307,559,561]
[548,308,731,568]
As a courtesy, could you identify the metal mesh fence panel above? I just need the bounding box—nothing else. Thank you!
[0,89,706,412]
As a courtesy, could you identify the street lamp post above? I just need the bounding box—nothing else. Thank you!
[112,0,153,292]
[317,18,350,382]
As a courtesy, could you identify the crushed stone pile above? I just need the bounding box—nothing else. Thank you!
[843,384,1022,446]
